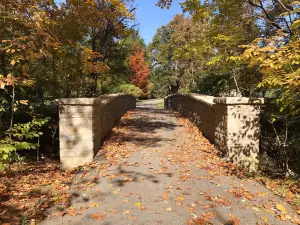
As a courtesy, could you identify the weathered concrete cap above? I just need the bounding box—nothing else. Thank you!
[213,97,265,105]
[191,94,215,106]
[58,94,135,106]
[58,98,96,105]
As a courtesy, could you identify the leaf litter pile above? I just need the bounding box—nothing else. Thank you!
[0,109,299,225]
[0,162,75,224]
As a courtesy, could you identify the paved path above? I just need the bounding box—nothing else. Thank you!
[41,100,299,225]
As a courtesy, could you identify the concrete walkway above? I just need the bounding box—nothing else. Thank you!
[41,100,299,225]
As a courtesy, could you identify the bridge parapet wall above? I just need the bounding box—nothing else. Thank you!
[165,94,264,172]
[58,94,136,169]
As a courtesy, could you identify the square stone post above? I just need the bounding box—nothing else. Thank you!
[58,98,95,170]
[58,94,136,170]
[213,97,265,172]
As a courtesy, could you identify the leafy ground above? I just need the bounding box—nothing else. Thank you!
[0,100,299,224]
[0,162,75,224]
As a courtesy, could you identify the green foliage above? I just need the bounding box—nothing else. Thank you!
[150,0,261,97]
[193,73,229,96]
[0,118,49,171]
[149,67,173,98]
[154,0,300,175]
[118,84,143,98]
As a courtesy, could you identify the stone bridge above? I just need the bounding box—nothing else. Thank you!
[58,93,264,172]
[45,94,300,225]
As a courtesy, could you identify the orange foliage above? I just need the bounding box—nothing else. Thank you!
[129,45,151,93]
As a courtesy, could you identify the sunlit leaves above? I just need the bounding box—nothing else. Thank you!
[129,44,151,94]
[242,26,300,115]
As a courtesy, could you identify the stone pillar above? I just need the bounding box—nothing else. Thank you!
[58,94,136,170]
[214,97,264,172]
[58,98,95,170]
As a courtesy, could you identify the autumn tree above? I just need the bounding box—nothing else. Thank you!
[155,0,300,174]
[150,4,259,96]
[129,44,151,94]
[0,0,137,169]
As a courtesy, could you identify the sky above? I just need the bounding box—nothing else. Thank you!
[133,0,182,44]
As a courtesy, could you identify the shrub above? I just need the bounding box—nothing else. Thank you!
[0,118,49,171]
[119,84,143,98]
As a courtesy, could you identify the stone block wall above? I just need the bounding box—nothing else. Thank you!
[58,94,136,170]
[165,94,264,172]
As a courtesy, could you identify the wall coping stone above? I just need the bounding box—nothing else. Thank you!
[167,93,264,106]
[214,97,265,105]
[167,93,215,107]
[58,94,135,106]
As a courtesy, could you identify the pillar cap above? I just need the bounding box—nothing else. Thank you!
[213,97,265,105]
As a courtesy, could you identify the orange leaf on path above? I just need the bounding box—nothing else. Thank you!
[110,209,117,214]
[229,216,240,225]
[130,215,137,220]
[68,208,76,216]
[200,211,216,219]
[91,213,106,220]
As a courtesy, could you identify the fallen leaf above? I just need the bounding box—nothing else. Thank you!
[196,200,203,205]
[188,218,213,225]
[134,201,141,207]
[276,204,287,213]
[261,217,269,223]
[166,207,172,211]
[68,208,76,216]
[56,210,67,217]
[130,215,137,220]
[90,203,102,207]
[91,213,106,220]
[200,211,216,219]
[177,196,185,201]
[180,174,190,181]
[276,214,291,221]
[204,204,215,209]
[161,192,168,200]
[108,174,116,179]
[110,209,117,214]
[257,192,267,197]
[229,216,240,225]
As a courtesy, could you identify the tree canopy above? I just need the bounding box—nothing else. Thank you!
[150,0,300,174]
[0,0,151,169]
